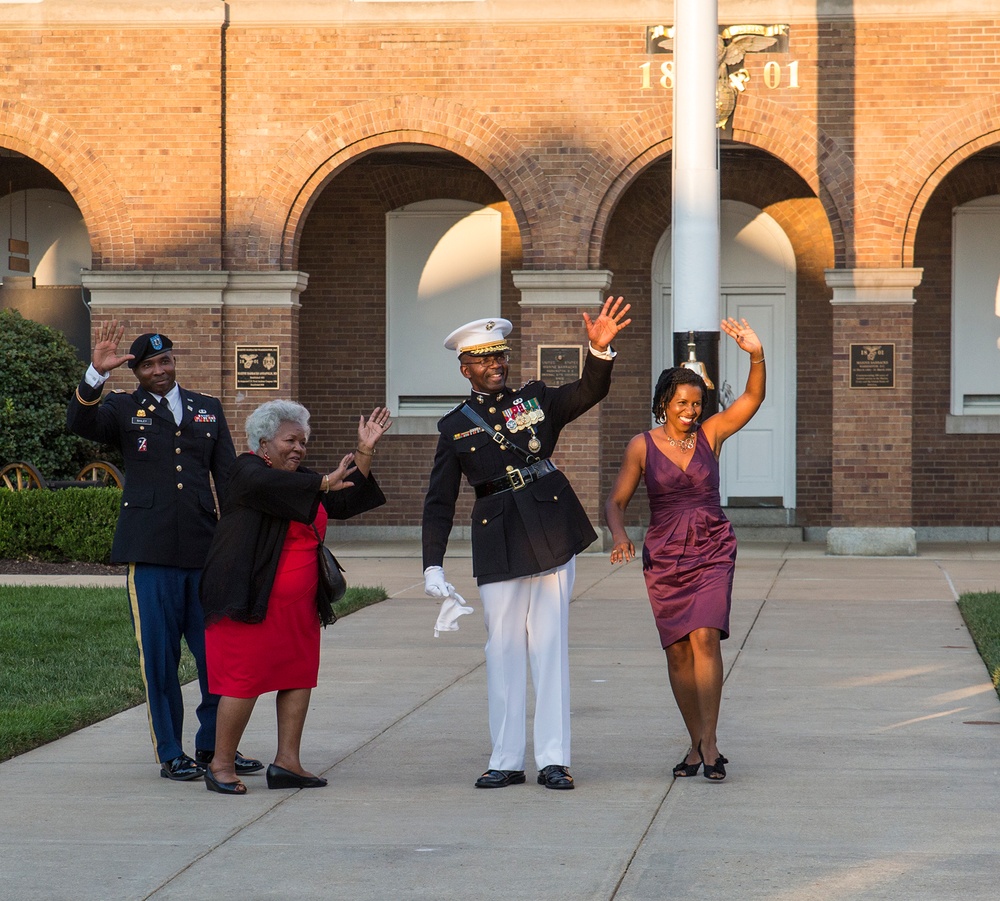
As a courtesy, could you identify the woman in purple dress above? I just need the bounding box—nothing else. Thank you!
[605,318,765,782]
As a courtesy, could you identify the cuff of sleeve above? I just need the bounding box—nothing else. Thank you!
[588,343,616,360]
[84,364,110,387]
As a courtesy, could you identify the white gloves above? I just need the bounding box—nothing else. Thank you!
[425,566,474,637]
[434,592,474,637]
[423,565,454,598]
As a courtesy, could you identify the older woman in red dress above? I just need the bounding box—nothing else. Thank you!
[199,399,390,794]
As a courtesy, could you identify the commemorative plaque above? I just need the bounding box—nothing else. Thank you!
[235,345,280,390]
[850,343,894,389]
[538,345,583,386]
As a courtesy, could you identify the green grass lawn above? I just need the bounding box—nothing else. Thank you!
[0,583,387,762]
[957,591,1000,701]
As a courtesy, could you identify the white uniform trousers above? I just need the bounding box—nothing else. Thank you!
[479,557,574,771]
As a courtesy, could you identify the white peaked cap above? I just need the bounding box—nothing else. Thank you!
[443,317,513,356]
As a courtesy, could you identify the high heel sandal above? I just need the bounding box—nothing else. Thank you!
[672,749,702,778]
[701,750,728,782]
[695,740,728,782]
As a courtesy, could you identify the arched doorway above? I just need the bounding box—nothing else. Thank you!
[652,199,796,509]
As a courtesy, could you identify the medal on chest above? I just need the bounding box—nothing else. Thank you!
[502,397,544,454]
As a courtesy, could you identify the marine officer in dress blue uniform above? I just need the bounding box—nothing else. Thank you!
[422,297,631,790]
[67,320,262,782]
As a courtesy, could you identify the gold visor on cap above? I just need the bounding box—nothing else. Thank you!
[459,339,510,356]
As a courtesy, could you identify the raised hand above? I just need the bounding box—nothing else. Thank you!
[357,406,393,453]
[720,317,763,360]
[324,452,358,492]
[582,295,632,352]
[92,319,134,374]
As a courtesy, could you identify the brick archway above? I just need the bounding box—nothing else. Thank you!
[0,100,134,268]
[879,97,1000,268]
[242,96,553,271]
[588,96,861,269]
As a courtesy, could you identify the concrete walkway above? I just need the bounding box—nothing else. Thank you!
[1,541,998,900]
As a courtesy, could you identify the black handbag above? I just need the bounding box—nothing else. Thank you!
[312,524,346,626]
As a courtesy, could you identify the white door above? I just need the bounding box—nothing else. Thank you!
[719,292,786,505]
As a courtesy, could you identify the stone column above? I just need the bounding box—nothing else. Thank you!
[825,267,922,555]
[512,270,613,544]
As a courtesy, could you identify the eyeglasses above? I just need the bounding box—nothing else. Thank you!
[462,352,510,366]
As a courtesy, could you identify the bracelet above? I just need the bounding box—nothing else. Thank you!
[321,475,329,493]
[750,356,765,364]
[355,446,374,456]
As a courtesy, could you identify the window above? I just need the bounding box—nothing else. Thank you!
[386,200,501,430]
[951,196,1000,418]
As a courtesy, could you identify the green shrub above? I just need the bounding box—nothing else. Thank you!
[0,308,102,479]
[0,487,119,562]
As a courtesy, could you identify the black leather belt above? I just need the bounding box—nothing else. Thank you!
[475,459,557,498]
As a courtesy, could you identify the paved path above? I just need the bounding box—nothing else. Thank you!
[1,542,998,900]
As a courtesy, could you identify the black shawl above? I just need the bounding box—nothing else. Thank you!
[199,452,385,624]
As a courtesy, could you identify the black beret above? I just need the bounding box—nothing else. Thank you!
[127,333,173,369]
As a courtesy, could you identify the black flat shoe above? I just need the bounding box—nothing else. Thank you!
[159,754,205,782]
[475,769,526,788]
[205,768,247,795]
[703,754,729,782]
[537,764,574,790]
[265,763,328,789]
[196,748,265,775]
[673,751,702,778]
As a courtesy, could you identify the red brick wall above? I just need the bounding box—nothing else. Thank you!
[831,305,913,526]
[4,8,1000,532]
[0,26,222,269]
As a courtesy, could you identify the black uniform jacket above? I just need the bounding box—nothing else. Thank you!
[198,452,386,624]
[422,351,613,585]
[66,378,235,568]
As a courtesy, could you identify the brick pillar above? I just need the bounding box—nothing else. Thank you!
[512,270,613,543]
[222,272,308,445]
[81,271,307,444]
[825,268,922,554]
[81,271,230,400]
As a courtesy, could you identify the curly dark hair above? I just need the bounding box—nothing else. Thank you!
[651,367,707,423]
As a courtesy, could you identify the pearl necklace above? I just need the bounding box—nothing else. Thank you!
[663,431,696,450]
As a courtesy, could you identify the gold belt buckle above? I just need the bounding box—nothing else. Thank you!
[508,469,527,491]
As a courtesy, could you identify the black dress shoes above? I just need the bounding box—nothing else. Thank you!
[475,769,526,789]
[537,764,574,790]
[195,748,265,775]
[205,768,247,795]
[159,754,205,781]
[265,763,328,789]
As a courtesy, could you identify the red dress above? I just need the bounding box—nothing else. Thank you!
[641,431,737,649]
[205,506,327,697]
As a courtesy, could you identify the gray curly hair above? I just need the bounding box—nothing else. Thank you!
[245,399,311,452]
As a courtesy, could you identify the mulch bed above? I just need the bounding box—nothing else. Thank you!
[0,559,126,576]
